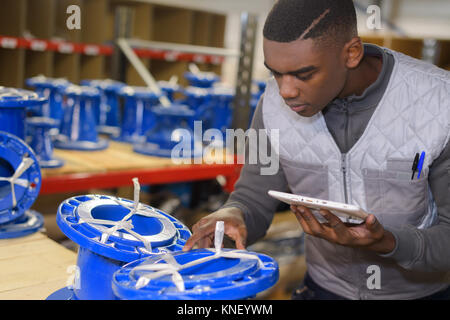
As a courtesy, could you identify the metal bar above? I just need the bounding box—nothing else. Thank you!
[231,12,258,130]
[112,6,134,82]
[126,38,240,58]
[117,38,171,107]
[40,163,243,195]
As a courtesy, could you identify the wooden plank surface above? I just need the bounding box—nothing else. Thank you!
[43,140,232,177]
[0,232,77,300]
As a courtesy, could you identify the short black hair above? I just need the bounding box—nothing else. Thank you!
[263,0,357,45]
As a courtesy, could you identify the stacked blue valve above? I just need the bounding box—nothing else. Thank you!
[184,71,219,88]
[54,85,109,151]
[0,87,45,238]
[157,80,182,103]
[80,79,126,136]
[26,117,65,168]
[133,103,203,158]
[25,75,70,124]
[116,86,162,144]
[182,71,235,134]
[249,80,267,127]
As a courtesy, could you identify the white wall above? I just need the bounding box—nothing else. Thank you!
[356,0,450,39]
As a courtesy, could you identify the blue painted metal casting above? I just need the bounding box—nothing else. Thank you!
[116,86,162,144]
[184,71,219,88]
[112,248,279,300]
[80,79,126,136]
[133,104,203,159]
[26,117,64,169]
[0,87,47,140]
[249,80,267,128]
[0,131,41,225]
[54,194,191,300]
[54,85,108,151]
[25,75,70,123]
[0,209,44,239]
[157,81,182,103]
[204,86,235,133]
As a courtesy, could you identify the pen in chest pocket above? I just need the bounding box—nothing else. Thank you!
[411,151,426,180]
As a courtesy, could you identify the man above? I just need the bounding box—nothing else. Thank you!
[183,0,450,300]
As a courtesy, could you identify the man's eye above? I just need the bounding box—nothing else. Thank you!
[295,73,313,81]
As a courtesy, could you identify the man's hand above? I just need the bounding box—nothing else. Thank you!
[291,205,396,254]
[183,207,248,251]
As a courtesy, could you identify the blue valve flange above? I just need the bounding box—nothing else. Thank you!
[184,72,220,88]
[25,75,70,122]
[26,117,64,169]
[55,194,191,299]
[0,87,47,140]
[80,79,125,135]
[112,248,279,300]
[0,131,41,225]
[133,104,203,158]
[0,209,44,239]
[116,86,162,144]
[54,85,109,151]
[157,81,182,102]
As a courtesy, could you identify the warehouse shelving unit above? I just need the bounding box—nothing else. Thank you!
[0,0,248,196]
[0,0,229,88]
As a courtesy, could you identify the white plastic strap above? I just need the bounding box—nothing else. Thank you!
[81,178,169,252]
[0,156,34,210]
[214,220,224,255]
[132,221,265,292]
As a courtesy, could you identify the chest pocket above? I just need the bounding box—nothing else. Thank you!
[362,158,429,227]
[279,158,329,200]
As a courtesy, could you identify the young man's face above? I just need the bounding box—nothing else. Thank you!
[263,37,348,117]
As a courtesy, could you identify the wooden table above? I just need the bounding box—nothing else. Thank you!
[0,232,77,300]
[41,141,242,194]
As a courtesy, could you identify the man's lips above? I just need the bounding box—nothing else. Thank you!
[288,104,309,112]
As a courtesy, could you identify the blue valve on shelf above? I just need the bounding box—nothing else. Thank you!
[25,75,71,124]
[116,86,162,144]
[181,86,210,111]
[133,103,203,159]
[0,86,47,140]
[0,130,42,226]
[157,80,182,103]
[80,79,126,136]
[48,181,191,300]
[184,71,220,88]
[0,88,45,236]
[204,86,235,133]
[26,117,64,169]
[54,85,109,151]
[248,80,267,128]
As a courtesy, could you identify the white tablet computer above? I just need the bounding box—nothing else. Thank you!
[268,190,369,224]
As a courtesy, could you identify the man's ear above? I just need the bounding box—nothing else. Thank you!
[342,37,364,69]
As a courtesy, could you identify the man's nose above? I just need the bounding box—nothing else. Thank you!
[278,75,299,100]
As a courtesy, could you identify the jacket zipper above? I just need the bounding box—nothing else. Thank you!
[342,101,349,203]
[341,153,348,203]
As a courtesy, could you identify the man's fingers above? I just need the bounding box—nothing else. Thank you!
[298,206,325,235]
[183,221,215,251]
[225,224,247,249]
[365,214,383,235]
[319,209,346,232]
[183,218,247,251]
[291,205,324,236]
[183,231,205,251]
